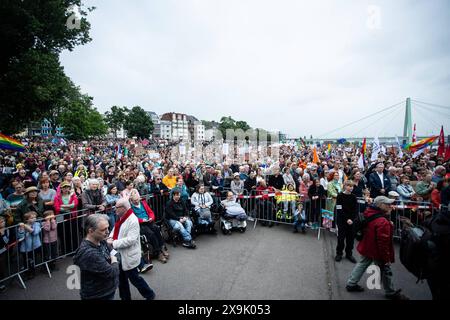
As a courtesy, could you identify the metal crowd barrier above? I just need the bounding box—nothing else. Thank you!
[1,188,443,290]
[0,208,89,289]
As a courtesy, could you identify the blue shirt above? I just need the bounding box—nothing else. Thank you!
[18,222,41,253]
[131,203,147,220]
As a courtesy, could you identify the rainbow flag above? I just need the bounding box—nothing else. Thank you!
[404,136,438,153]
[327,144,331,156]
[361,138,367,156]
[0,133,26,152]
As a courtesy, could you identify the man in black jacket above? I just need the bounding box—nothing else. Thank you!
[165,191,196,248]
[268,167,285,191]
[368,162,391,198]
[73,214,119,300]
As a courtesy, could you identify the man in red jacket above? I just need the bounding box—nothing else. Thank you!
[345,196,409,300]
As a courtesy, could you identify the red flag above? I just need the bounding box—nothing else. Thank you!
[438,126,445,157]
[412,124,417,143]
[445,144,450,162]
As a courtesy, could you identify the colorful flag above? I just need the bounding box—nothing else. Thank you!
[438,126,445,157]
[404,136,439,153]
[0,133,26,152]
[313,146,320,163]
[327,144,331,156]
[412,123,417,143]
[361,138,367,156]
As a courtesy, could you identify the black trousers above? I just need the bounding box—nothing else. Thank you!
[119,266,155,300]
[336,222,355,256]
[140,223,164,256]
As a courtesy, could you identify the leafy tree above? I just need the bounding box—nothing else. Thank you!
[59,92,107,140]
[218,116,236,138]
[123,106,154,139]
[0,0,94,134]
[235,120,251,131]
[105,106,129,138]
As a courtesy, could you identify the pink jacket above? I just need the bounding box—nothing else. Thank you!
[54,193,79,218]
[41,219,57,243]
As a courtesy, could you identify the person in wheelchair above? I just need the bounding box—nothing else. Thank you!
[220,191,248,234]
[165,191,196,249]
[191,185,217,234]
[129,191,169,263]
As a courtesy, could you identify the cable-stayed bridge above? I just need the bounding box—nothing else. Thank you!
[302,98,450,145]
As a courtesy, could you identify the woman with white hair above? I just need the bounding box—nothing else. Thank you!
[82,179,107,215]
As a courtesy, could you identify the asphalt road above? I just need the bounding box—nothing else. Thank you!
[0,221,431,300]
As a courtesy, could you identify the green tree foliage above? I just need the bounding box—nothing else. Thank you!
[218,116,252,139]
[105,106,129,138]
[59,92,107,140]
[123,106,154,139]
[0,0,94,134]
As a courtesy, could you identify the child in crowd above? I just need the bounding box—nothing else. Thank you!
[18,211,41,280]
[293,202,307,233]
[0,215,10,292]
[41,210,58,271]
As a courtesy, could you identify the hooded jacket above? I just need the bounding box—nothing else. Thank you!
[356,205,394,264]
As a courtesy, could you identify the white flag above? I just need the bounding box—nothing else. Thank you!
[358,154,365,169]
[370,137,380,162]
[222,143,229,155]
[413,148,425,158]
[179,144,186,155]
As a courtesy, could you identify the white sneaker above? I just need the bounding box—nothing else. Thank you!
[139,263,153,274]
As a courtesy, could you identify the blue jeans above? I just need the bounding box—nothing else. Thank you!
[119,266,155,300]
[169,218,193,242]
[197,208,212,224]
[107,211,117,231]
[283,201,296,216]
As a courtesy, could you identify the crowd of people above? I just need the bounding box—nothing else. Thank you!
[0,136,449,299]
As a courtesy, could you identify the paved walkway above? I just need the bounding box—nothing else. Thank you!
[0,222,431,300]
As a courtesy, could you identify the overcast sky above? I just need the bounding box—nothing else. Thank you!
[60,0,450,139]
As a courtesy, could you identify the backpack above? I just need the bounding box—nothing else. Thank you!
[399,225,435,282]
[353,212,384,241]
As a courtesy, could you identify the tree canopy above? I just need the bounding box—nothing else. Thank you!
[123,106,154,139]
[0,0,94,134]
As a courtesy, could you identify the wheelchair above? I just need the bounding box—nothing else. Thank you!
[159,218,183,247]
[217,203,248,235]
[140,234,154,263]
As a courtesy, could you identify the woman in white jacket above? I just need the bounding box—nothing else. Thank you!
[191,184,214,227]
[108,199,155,300]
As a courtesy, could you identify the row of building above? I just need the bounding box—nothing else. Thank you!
[25,111,209,143]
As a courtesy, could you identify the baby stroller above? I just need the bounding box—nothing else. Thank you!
[218,203,248,235]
